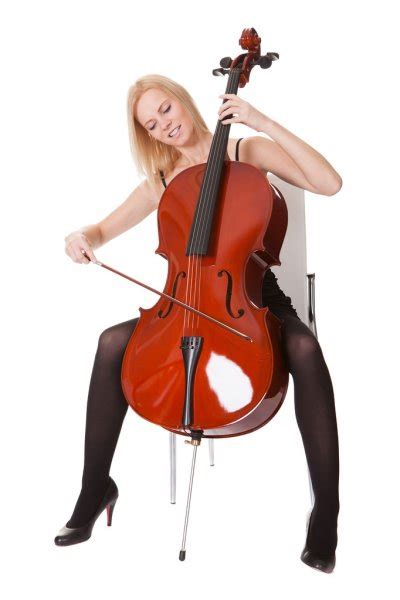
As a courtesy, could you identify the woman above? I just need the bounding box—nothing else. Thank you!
[55,74,342,574]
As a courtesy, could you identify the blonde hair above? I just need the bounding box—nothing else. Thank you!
[127,74,211,190]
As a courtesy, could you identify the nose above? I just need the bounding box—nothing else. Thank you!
[162,118,172,132]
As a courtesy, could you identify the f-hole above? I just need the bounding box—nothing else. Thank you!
[218,269,244,319]
[158,271,187,318]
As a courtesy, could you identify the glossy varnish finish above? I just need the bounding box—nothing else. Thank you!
[121,160,289,438]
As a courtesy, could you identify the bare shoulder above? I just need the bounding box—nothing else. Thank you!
[118,177,161,212]
[138,177,162,207]
[132,176,169,208]
[236,135,274,170]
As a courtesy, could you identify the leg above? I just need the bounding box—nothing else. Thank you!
[66,317,139,528]
[280,314,340,558]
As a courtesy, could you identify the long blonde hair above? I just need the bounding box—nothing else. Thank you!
[127,74,211,190]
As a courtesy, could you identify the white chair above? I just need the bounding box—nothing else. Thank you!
[169,174,317,555]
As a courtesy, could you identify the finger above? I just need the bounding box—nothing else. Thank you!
[80,249,90,264]
[218,102,239,117]
[66,243,83,263]
[81,244,99,264]
[220,116,241,125]
[219,109,240,121]
[67,243,91,265]
[70,244,89,264]
[218,105,239,118]
[219,94,237,99]
[69,247,84,263]
[218,100,233,114]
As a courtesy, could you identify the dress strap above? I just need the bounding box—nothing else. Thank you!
[235,138,244,161]
[159,169,167,189]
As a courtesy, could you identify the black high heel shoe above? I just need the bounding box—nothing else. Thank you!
[300,509,336,573]
[54,477,119,547]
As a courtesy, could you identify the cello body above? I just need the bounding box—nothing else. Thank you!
[121,159,289,438]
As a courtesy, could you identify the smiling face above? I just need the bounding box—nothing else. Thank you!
[134,87,195,146]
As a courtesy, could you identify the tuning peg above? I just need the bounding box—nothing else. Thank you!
[212,67,230,77]
[220,56,232,68]
[212,56,233,77]
[258,52,279,69]
[259,55,272,69]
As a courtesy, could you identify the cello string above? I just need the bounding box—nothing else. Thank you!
[183,84,228,333]
[186,68,240,334]
[184,88,229,334]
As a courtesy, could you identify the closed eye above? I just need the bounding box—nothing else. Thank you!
[149,105,171,131]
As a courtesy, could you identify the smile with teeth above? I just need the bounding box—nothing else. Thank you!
[168,125,181,138]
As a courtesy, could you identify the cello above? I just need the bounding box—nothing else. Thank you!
[89,28,289,559]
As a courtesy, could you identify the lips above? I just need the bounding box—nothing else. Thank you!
[168,125,181,138]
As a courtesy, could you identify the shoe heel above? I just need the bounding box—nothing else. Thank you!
[106,498,117,526]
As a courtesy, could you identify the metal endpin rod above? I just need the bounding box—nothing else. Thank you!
[179,443,199,561]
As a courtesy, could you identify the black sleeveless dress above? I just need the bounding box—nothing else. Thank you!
[159,138,300,322]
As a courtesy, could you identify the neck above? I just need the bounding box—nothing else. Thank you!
[174,131,214,168]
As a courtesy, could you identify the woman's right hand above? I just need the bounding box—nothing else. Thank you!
[64,231,100,265]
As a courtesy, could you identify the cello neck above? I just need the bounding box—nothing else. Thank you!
[185,67,241,257]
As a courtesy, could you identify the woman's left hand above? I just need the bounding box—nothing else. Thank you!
[217,93,266,131]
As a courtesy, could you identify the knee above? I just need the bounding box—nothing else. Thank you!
[284,332,322,368]
[98,327,119,352]
[97,328,123,364]
[97,318,139,359]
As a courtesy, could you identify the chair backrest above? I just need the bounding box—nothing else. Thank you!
[267,173,308,325]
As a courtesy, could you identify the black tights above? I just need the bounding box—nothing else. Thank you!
[66,313,340,558]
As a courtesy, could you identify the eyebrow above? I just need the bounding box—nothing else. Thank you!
[144,99,169,126]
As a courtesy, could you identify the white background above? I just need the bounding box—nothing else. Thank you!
[1,0,399,597]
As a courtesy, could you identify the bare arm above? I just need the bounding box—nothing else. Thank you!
[241,122,342,196]
[93,179,158,246]
[65,179,158,263]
